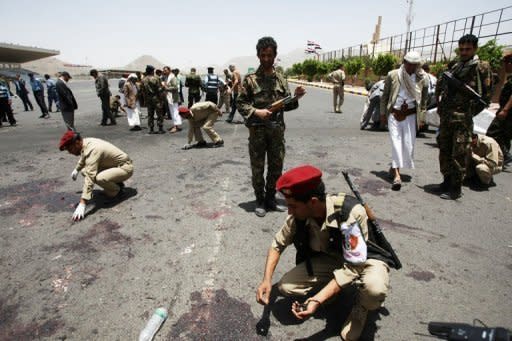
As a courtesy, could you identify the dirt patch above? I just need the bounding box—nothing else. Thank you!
[42,219,132,255]
[379,219,445,241]
[168,289,262,340]
[406,271,436,282]
[0,297,64,340]
[0,178,76,220]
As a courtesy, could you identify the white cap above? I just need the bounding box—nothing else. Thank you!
[128,73,137,79]
[404,51,422,64]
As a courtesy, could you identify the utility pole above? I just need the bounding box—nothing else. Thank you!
[405,0,414,53]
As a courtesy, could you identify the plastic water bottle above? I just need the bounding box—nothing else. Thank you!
[138,307,168,341]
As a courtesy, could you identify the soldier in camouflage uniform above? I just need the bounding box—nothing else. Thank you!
[237,36,306,217]
[141,65,166,134]
[487,52,512,165]
[436,34,491,200]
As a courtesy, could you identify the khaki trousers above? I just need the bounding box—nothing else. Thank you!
[467,161,500,185]
[194,113,222,143]
[278,254,389,311]
[95,161,134,197]
[333,85,344,111]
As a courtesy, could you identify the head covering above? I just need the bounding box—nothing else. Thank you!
[128,73,137,79]
[60,71,72,79]
[276,165,322,197]
[146,65,155,73]
[207,67,214,72]
[404,51,422,64]
[178,106,190,115]
[59,130,80,151]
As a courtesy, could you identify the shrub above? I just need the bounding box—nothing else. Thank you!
[345,58,364,76]
[373,53,398,76]
[477,39,504,72]
[302,59,320,82]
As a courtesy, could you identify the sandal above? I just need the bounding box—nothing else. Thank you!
[391,178,402,191]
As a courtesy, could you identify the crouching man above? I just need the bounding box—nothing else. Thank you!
[256,165,391,340]
[59,130,134,221]
[178,102,224,150]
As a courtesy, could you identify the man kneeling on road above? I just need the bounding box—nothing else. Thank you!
[256,165,390,341]
[59,131,134,221]
[465,133,503,188]
[179,102,224,150]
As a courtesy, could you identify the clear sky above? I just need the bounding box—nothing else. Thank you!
[3,0,511,68]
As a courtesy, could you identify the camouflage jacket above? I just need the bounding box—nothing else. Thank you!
[141,75,164,105]
[237,66,298,127]
[437,55,491,117]
[498,74,512,109]
[185,74,202,95]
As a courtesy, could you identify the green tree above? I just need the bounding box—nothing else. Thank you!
[275,66,284,74]
[477,39,504,72]
[291,62,303,77]
[372,53,398,76]
[316,62,330,78]
[344,57,364,76]
[302,59,320,82]
[430,62,448,78]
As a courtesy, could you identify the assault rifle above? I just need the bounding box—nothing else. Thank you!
[342,171,402,269]
[442,71,488,108]
[428,321,511,340]
[246,95,299,127]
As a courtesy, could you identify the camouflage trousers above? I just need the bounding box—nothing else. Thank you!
[147,100,164,129]
[438,112,472,186]
[248,125,285,203]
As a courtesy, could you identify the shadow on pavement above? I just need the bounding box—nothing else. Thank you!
[86,187,138,217]
[256,284,384,340]
[371,170,412,184]
[238,200,257,213]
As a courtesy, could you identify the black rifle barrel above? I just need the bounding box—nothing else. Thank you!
[342,171,402,269]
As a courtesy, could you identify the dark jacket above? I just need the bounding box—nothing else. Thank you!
[56,79,78,112]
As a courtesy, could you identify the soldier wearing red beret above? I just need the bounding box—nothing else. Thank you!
[256,165,390,340]
[59,131,133,221]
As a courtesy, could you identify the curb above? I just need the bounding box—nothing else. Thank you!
[288,79,368,97]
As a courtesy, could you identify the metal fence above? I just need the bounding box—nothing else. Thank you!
[320,6,512,63]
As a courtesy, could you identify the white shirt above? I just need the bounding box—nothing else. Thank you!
[393,73,416,110]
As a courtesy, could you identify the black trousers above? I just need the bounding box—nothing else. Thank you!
[0,98,16,125]
[188,93,201,108]
[100,94,115,124]
[205,92,218,105]
[33,90,48,115]
[18,92,33,111]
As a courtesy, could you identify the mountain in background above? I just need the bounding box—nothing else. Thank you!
[123,55,166,71]
[19,48,307,77]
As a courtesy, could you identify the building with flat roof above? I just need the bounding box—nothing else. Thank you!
[0,43,60,79]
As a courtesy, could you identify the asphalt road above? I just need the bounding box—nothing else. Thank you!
[0,80,511,340]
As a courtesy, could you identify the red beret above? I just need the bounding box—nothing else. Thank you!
[276,165,323,197]
[178,106,190,115]
[59,130,78,151]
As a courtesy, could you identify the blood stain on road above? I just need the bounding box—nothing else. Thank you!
[406,271,436,282]
[168,289,262,340]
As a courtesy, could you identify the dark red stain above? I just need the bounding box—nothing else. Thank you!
[0,298,64,340]
[355,177,388,196]
[379,218,445,241]
[42,219,132,255]
[194,206,230,220]
[168,289,263,340]
[0,178,76,220]
[406,271,436,282]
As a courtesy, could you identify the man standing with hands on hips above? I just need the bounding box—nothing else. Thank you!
[237,36,306,217]
[59,131,134,221]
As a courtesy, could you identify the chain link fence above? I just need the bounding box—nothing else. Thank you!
[320,6,512,63]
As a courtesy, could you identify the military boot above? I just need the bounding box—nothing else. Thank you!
[440,184,462,200]
[340,300,368,341]
[265,198,287,212]
[157,126,165,134]
[149,127,156,134]
[255,201,266,217]
[435,176,450,193]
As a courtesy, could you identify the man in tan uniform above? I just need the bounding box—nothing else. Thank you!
[178,102,224,150]
[466,134,503,187]
[256,165,390,340]
[327,64,346,113]
[59,131,134,221]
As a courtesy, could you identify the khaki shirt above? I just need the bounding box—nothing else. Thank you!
[328,69,345,86]
[271,194,369,287]
[187,101,220,143]
[472,134,504,170]
[75,138,131,200]
[231,70,242,93]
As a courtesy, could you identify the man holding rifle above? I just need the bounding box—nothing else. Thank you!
[435,34,491,200]
[256,165,399,340]
[237,36,306,217]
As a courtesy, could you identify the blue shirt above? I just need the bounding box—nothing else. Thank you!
[30,77,43,92]
[0,80,11,99]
